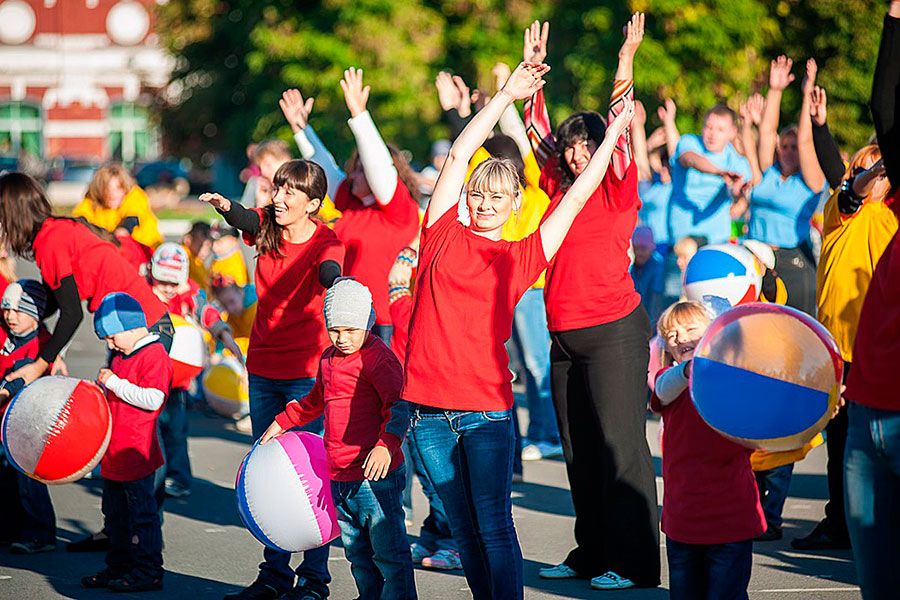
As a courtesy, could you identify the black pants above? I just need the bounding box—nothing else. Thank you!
[773,247,816,316]
[103,473,163,579]
[822,362,850,538]
[550,306,660,586]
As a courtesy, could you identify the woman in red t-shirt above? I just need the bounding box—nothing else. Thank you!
[199,159,343,598]
[280,69,420,344]
[0,172,170,389]
[522,16,660,590]
[403,60,634,600]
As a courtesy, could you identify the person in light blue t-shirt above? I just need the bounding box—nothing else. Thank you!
[668,105,751,245]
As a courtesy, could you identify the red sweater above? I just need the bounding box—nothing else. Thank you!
[651,368,766,545]
[275,335,407,481]
[846,189,900,410]
[388,294,412,365]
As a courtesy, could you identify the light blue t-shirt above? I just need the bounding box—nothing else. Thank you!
[668,134,751,245]
[638,177,673,247]
[748,165,824,248]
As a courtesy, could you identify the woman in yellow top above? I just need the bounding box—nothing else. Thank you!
[72,164,163,248]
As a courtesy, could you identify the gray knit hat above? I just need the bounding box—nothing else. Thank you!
[2,279,47,322]
[323,278,376,331]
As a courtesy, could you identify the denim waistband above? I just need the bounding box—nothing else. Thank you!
[413,404,446,415]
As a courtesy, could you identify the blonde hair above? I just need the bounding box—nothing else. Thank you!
[657,301,713,368]
[844,145,887,204]
[87,163,135,207]
[467,157,522,199]
[253,140,292,164]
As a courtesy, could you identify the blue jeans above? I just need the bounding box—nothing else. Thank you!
[103,473,163,579]
[331,467,416,600]
[666,538,752,600]
[248,374,330,593]
[410,408,522,600]
[407,433,456,552]
[755,463,794,528]
[159,388,192,489]
[512,289,558,445]
[845,403,900,599]
[0,451,56,545]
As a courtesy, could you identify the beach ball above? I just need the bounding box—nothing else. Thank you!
[235,431,339,552]
[690,303,842,451]
[1,377,111,484]
[683,244,762,307]
[203,357,249,419]
[170,315,206,389]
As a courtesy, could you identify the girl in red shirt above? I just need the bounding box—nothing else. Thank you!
[279,69,420,344]
[403,60,634,600]
[523,15,661,590]
[0,173,171,390]
[199,159,343,600]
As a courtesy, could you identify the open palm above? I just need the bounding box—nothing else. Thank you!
[502,62,550,101]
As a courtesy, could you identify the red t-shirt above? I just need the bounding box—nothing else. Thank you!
[102,338,173,481]
[116,233,154,273]
[539,158,642,332]
[402,208,548,411]
[244,211,345,379]
[388,294,412,365]
[650,368,766,544]
[0,326,49,376]
[275,335,406,481]
[333,180,419,326]
[846,190,900,411]
[33,218,166,325]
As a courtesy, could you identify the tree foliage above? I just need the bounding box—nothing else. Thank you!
[156,0,882,165]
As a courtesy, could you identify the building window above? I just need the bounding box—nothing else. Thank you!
[108,102,156,163]
[0,102,42,157]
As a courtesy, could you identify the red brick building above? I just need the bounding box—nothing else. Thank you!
[0,0,172,162]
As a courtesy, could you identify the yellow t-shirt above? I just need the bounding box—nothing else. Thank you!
[71,186,163,248]
[186,246,210,291]
[467,148,550,289]
[318,197,342,226]
[816,192,898,362]
[751,433,824,472]
[210,248,249,288]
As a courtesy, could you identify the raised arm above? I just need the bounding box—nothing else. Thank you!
[426,62,550,227]
[632,100,653,181]
[522,20,555,167]
[739,94,765,185]
[199,192,261,236]
[539,99,635,261]
[494,62,535,160]
[759,55,795,172]
[658,98,680,158]
[607,12,644,178]
[810,86,846,189]
[340,68,399,205]
[798,59,826,192]
[280,89,346,200]
[871,3,900,187]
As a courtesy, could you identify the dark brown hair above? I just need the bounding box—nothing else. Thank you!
[555,111,608,190]
[0,172,118,259]
[345,144,422,204]
[256,160,327,257]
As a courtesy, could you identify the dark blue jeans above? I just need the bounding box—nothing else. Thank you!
[331,467,416,600]
[666,538,752,600]
[512,289,558,445]
[159,387,192,489]
[103,473,163,579]
[410,407,522,600]
[248,374,330,593]
[0,450,56,545]
[845,403,900,599]
[407,434,456,552]
[755,463,794,528]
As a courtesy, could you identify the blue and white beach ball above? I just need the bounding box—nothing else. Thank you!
[683,244,762,307]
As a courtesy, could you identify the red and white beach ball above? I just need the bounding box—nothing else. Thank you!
[1,376,111,484]
[169,315,206,389]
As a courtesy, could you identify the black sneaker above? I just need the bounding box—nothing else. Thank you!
[10,541,56,554]
[279,577,328,600]
[165,478,192,498]
[108,571,164,593]
[67,531,110,552]
[224,580,284,600]
[82,569,122,589]
[791,521,851,550]
[755,525,783,542]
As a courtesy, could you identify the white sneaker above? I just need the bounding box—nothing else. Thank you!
[409,542,431,565]
[590,571,635,590]
[521,444,543,461]
[421,549,462,570]
[538,563,579,579]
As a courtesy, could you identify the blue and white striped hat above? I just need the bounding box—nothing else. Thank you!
[93,292,147,339]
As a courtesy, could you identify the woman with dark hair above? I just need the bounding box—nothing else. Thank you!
[279,68,420,344]
[0,172,170,389]
[523,14,661,590]
[200,159,344,600]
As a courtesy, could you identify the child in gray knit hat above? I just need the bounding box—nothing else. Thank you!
[261,276,416,599]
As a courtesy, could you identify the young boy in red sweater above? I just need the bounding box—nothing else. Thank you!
[82,292,173,593]
[261,278,416,600]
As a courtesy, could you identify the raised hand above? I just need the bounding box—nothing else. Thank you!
[279,89,314,133]
[803,58,818,95]
[657,98,676,125]
[810,85,827,126]
[745,93,765,125]
[435,71,460,111]
[768,55,795,91]
[500,62,551,101]
[523,20,549,64]
[634,99,647,127]
[619,12,645,61]
[452,75,473,117]
[492,62,512,93]
[199,192,232,212]
[340,67,371,118]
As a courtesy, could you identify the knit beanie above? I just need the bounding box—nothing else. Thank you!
[94,292,147,338]
[151,242,189,285]
[323,278,376,331]
[1,279,47,321]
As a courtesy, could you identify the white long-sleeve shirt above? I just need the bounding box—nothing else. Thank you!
[104,334,166,411]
